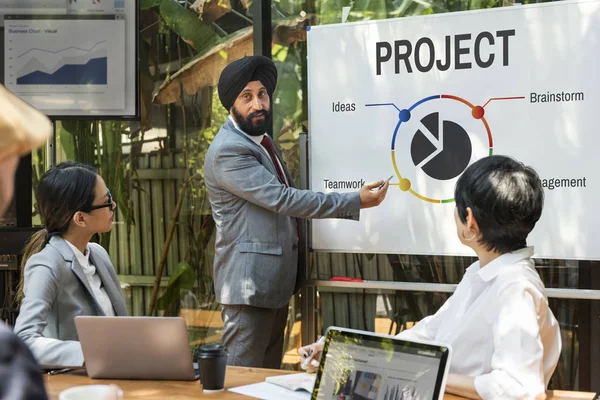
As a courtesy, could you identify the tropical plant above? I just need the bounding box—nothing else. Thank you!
[34,1,253,326]
[144,1,311,323]
[153,88,228,317]
[56,120,139,249]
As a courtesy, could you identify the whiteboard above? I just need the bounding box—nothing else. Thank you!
[307,0,600,259]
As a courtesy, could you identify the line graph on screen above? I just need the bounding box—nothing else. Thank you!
[15,40,108,85]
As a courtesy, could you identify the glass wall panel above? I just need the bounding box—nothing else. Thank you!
[271,0,599,389]
[25,1,259,363]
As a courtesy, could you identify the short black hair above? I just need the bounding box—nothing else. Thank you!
[454,155,544,254]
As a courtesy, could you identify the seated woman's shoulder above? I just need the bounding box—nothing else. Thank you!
[25,244,65,268]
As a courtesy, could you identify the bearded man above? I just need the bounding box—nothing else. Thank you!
[204,55,389,368]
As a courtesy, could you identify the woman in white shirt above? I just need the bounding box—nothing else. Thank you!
[14,161,128,367]
[300,155,561,400]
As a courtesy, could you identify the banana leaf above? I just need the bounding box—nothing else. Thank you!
[153,26,253,104]
[159,0,220,52]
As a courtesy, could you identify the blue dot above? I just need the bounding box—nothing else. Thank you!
[399,109,411,122]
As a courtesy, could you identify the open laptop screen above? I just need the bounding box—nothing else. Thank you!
[312,327,451,400]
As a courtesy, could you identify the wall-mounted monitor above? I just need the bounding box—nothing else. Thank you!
[1,0,138,120]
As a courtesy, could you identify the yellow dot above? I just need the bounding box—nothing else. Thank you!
[399,178,411,191]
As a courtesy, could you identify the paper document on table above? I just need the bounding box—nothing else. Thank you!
[265,372,316,392]
[229,382,312,400]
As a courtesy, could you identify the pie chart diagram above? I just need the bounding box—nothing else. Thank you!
[387,94,493,203]
[410,112,472,181]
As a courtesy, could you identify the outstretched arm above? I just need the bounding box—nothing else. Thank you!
[212,141,389,219]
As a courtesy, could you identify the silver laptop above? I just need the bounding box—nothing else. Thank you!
[312,327,452,400]
[75,316,197,380]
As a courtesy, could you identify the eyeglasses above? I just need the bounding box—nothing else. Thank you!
[84,190,113,212]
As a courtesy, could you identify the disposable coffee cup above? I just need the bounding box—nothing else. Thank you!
[197,344,228,391]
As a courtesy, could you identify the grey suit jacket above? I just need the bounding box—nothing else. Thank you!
[13,236,128,367]
[204,118,361,308]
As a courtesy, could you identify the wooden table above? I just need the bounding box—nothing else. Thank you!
[44,366,596,400]
[45,367,299,400]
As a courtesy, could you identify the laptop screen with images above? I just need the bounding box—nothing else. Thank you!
[312,327,450,400]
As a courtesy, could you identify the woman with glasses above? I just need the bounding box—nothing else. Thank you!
[14,161,128,367]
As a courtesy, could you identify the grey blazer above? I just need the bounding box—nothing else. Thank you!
[204,119,361,309]
[13,236,128,367]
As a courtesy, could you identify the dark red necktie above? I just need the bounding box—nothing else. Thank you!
[260,135,302,252]
[260,135,287,186]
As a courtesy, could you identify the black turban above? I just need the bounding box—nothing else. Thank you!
[217,55,278,111]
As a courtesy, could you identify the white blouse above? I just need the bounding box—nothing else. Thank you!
[65,241,115,317]
[397,247,561,400]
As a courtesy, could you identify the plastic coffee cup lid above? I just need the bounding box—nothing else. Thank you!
[198,344,227,356]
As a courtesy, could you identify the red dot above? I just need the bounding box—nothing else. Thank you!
[472,106,484,119]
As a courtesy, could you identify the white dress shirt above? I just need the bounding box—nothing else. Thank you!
[229,115,289,186]
[397,247,561,400]
[65,241,115,317]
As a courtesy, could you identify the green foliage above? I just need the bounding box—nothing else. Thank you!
[313,0,503,25]
[57,121,137,249]
[140,0,163,9]
[271,45,305,186]
[188,89,228,184]
[273,48,302,138]
[350,0,388,21]
[157,260,196,313]
[139,33,156,129]
[157,88,225,317]
[159,0,220,52]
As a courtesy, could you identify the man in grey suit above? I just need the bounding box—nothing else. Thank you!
[204,56,389,368]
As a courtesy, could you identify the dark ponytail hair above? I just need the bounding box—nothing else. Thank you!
[17,161,98,303]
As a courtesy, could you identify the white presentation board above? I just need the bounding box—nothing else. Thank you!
[308,0,600,259]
